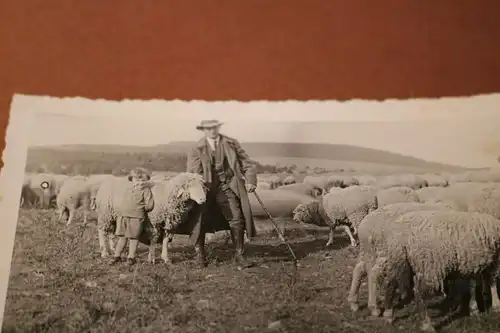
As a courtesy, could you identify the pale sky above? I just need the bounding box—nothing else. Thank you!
[10,93,500,168]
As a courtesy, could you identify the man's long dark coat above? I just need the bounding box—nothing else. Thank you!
[186,135,258,242]
[140,135,258,245]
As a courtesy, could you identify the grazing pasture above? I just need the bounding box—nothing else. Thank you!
[6,143,500,332]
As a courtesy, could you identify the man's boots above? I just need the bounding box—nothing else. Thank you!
[230,225,253,269]
[194,233,207,268]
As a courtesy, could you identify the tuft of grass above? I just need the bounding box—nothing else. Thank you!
[4,209,500,333]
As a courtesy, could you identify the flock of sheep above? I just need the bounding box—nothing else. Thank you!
[19,167,500,331]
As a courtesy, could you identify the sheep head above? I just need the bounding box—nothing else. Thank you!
[292,201,324,226]
[171,173,207,205]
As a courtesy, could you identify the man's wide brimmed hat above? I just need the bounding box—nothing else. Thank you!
[196,119,223,130]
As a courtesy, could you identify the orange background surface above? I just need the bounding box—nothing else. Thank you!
[1,1,500,168]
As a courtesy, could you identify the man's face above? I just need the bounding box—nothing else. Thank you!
[204,126,220,139]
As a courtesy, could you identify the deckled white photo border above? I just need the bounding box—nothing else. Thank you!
[0,92,499,327]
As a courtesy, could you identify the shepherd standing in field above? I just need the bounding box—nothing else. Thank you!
[186,119,258,269]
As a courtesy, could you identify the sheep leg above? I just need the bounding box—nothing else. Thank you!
[98,229,109,258]
[83,209,89,226]
[161,233,173,264]
[147,233,158,264]
[413,277,436,333]
[368,261,383,317]
[325,227,335,247]
[108,234,116,252]
[491,279,500,311]
[347,259,366,312]
[341,225,358,247]
[66,210,75,226]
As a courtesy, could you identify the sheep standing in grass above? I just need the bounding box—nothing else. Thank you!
[354,175,378,186]
[347,202,452,316]
[379,210,500,331]
[292,185,378,247]
[257,182,272,190]
[56,176,92,225]
[419,173,449,187]
[144,173,207,264]
[377,174,429,190]
[283,175,297,185]
[277,183,323,198]
[302,175,331,194]
[94,172,207,261]
[328,175,360,188]
[417,182,500,216]
[376,186,419,208]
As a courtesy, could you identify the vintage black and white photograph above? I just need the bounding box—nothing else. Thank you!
[2,93,500,332]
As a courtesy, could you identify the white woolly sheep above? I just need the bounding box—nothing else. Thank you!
[418,173,449,187]
[145,173,208,264]
[56,176,92,225]
[302,175,330,194]
[347,202,453,316]
[379,210,500,330]
[292,185,378,247]
[25,173,61,208]
[327,175,360,188]
[376,174,429,190]
[376,186,419,208]
[94,172,207,262]
[257,174,282,189]
[277,183,323,198]
[417,182,500,217]
[353,175,378,186]
[449,169,500,184]
[257,182,273,190]
[283,175,297,185]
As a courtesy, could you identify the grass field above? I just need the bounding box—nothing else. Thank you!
[4,209,500,333]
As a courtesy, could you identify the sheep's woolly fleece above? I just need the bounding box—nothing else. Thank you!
[148,172,207,233]
[293,185,378,229]
[376,174,428,190]
[375,186,419,208]
[380,210,500,294]
[323,185,378,229]
[356,202,452,262]
[56,176,92,209]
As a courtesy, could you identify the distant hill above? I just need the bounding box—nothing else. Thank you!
[30,142,467,172]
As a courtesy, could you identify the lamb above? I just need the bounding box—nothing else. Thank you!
[94,172,207,261]
[277,182,323,198]
[292,185,378,247]
[347,202,453,316]
[56,176,92,225]
[376,186,419,208]
[379,210,500,331]
[376,174,429,190]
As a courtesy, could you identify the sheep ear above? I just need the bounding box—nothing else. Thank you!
[176,188,184,198]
